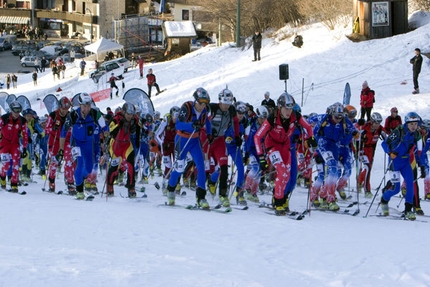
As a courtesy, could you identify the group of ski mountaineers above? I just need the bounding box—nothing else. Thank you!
[0,82,429,220]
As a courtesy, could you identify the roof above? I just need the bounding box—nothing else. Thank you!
[84,37,124,54]
[162,21,197,38]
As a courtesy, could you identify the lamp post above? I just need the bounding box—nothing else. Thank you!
[85,8,93,43]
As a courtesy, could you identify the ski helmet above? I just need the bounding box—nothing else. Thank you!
[122,102,136,114]
[170,106,180,116]
[154,111,161,118]
[255,105,269,119]
[193,87,210,104]
[344,105,357,118]
[370,112,383,124]
[422,119,430,129]
[9,100,22,113]
[59,97,71,109]
[404,112,421,124]
[277,92,295,108]
[331,102,344,119]
[144,113,154,124]
[218,88,234,105]
[78,92,92,105]
[235,101,247,114]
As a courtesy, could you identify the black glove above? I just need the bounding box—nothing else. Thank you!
[207,134,214,144]
[243,152,249,165]
[235,136,243,147]
[192,121,202,131]
[259,155,268,172]
[358,118,366,126]
[420,166,426,179]
[56,149,64,163]
[21,148,28,158]
[305,136,318,149]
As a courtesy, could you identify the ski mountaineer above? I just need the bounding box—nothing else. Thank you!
[243,105,269,203]
[384,107,402,135]
[45,96,72,193]
[357,112,384,198]
[21,109,42,183]
[359,81,374,121]
[58,93,108,200]
[380,112,424,221]
[211,101,248,205]
[310,102,355,211]
[137,113,154,185]
[254,93,316,215]
[420,119,430,200]
[106,102,141,197]
[154,106,180,194]
[0,100,29,193]
[206,88,241,208]
[165,87,211,208]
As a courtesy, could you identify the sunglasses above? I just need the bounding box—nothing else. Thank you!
[12,107,22,113]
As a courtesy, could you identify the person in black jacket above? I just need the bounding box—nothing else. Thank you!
[261,91,276,111]
[410,48,423,94]
[252,31,262,62]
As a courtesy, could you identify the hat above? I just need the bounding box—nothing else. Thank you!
[362,81,368,87]
[111,73,114,75]
[390,107,398,113]
[264,91,270,97]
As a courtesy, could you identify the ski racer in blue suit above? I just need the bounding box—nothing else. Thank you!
[166,88,212,208]
[380,112,424,220]
[420,119,430,200]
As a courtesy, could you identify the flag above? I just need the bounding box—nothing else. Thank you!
[159,0,165,13]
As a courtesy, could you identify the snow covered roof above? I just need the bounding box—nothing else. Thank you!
[162,21,197,38]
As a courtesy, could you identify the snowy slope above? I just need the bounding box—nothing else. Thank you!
[1,13,430,287]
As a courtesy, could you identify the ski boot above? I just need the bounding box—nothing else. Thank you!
[106,184,114,197]
[197,198,210,209]
[235,188,247,206]
[208,180,216,197]
[167,191,176,206]
[415,207,424,216]
[245,191,260,203]
[48,180,55,193]
[175,183,181,195]
[219,196,230,208]
[380,198,389,216]
[319,198,328,209]
[312,199,320,208]
[10,183,18,193]
[67,183,77,196]
[274,206,286,216]
[365,191,373,198]
[328,201,340,211]
[128,188,137,198]
[337,188,347,200]
[425,193,430,200]
[0,176,6,190]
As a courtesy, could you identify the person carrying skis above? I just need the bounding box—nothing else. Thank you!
[108,73,120,99]
[165,87,212,208]
[254,93,315,215]
[206,88,241,208]
[106,102,140,197]
[58,93,107,200]
[45,97,72,193]
[310,102,355,211]
[359,81,374,121]
[357,112,384,198]
[380,112,424,220]
[0,100,28,193]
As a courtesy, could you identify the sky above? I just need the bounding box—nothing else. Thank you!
[1,12,430,287]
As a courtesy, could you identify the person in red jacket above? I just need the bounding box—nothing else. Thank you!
[359,81,374,121]
[384,107,402,135]
[138,55,144,78]
[108,73,120,99]
[0,101,29,193]
[254,93,315,215]
[146,68,161,98]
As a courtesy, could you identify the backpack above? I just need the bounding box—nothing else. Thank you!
[370,90,375,103]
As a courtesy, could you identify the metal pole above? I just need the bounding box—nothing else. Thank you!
[235,0,240,47]
[301,78,304,107]
[86,8,93,43]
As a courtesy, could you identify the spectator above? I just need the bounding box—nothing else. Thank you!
[5,74,11,89]
[40,57,47,72]
[410,48,423,94]
[80,59,86,76]
[11,74,17,89]
[32,71,38,86]
[359,81,374,121]
[108,73,120,99]
[252,31,262,62]
[384,107,402,135]
[261,91,276,110]
[94,60,99,70]
[70,48,76,62]
[146,68,161,97]
[34,57,40,73]
[138,55,144,78]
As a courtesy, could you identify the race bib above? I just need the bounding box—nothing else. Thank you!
[174,159,186,172]
[389,171,401,183]
[0,153,11,163]
[111,157,122,167]
[268,151,282,165]
[321,151,334,162]
[71,147,81,160]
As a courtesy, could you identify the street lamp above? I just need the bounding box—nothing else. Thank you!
[85,8,93,43]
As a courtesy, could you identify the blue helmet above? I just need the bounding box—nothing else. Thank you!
[404,112,421,124]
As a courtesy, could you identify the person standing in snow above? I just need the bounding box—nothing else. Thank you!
[252,31,262,61]
[79,59,86,76]
[410,48,423,94]
[138,55,144,78]
[32,71,38,86]
[108,73,120,99]
[146,68,162,97]
[380,112,424,221]
[165,88,212,208]
[261,91,276,110]
[384,107,402,135]
[11,74,17,89]
[359,81,374,121]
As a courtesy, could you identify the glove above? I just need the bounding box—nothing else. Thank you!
[192,121,202,131]
[207,134,214,144]
[305,136,318,149]
[358,119,366,126]
[56,149,64,163]
[420,166,426,179]
[389,152,398,159]
[21,148,28,158]
[235,136,243,147]
[259,155,268,172]
[243,152,249,165]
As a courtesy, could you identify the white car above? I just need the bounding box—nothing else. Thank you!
[20,56,38,67]
[88,61,124,83]
[104,57,131,72]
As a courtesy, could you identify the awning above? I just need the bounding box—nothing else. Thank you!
[0,16,30,24]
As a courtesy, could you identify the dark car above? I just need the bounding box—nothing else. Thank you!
[0,40,12,51]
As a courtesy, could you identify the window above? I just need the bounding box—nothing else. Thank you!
[182,10,189,20]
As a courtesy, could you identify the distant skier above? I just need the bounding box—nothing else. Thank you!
[410,48,423,94]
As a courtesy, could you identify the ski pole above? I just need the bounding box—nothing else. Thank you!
[364,161,393,218]
[228,146,240,200]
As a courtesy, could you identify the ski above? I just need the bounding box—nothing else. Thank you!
[311,207,353,215]
[42,188,63,195]
[264,211,304,220]
[155,89,167,96]
[7,189,27,195]
[232,205,249,210]
[120,192,147,199]
[369,214,427,223]
[343,82,351,105]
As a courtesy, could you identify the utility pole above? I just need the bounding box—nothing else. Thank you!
[235,0,240,47]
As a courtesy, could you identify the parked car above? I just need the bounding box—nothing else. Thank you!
[0,40,12,51]
[103,57,131,73]
[20,56,39,67]
[88,61,124,83]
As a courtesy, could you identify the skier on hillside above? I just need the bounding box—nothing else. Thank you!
[146,68,162,97]
[165,88,212,208]
[0,101,28,193]
[359,81,374,121]
[254,93,315,215]
[410,48,423,94]
[108,73,120,99]
[384,107,402,135]
[420,119,430,201]
[380,112,424,220]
